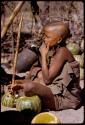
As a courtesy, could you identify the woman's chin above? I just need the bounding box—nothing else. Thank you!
[49,43,57,48]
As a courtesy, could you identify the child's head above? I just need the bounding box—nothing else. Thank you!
[43,21,70,47]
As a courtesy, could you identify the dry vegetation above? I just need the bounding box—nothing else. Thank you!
[1,1,84,85]
[1,2,84,124]
[1,1,84,63]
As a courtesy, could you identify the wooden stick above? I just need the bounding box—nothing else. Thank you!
[1,1,25,39]
[12,13,23,86]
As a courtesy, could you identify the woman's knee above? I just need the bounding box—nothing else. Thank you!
[55,95,81,110]
[23,80,35,93]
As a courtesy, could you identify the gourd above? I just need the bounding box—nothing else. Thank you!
[80,39,84,52]
[67,43,80,55]
[31,112,61,124]
[1,93,15,108]
[74,55,84,68]
[16,95,41,114]
[80,68,84,80]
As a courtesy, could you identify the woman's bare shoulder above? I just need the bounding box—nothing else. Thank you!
[56,47,75,62]
[55,47,67,56]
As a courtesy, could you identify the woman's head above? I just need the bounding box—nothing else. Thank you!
[43,21,70,47]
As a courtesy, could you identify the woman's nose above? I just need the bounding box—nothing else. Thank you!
[43,37,47,43]
[43,35,45,40]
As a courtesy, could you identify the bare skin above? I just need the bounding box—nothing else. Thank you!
[12,24,77,110]
[35,43,75,85]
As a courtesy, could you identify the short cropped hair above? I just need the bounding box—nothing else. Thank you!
[43,21,70,40]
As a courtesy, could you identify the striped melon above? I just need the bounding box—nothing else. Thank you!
[1,93,15,108]
[67,43,80,55]
[16,95,41,114]
[74,55,84,68]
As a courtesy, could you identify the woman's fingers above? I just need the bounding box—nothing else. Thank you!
[39,42,49,57]
[12,84,23,91]
[47,44,49,51]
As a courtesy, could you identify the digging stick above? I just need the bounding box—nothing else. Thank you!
[12,14,23,86]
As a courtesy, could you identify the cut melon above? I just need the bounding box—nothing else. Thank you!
[31,112,61,124]
[80,68,84,80]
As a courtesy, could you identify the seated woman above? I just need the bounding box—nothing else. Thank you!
[12,21,82,111]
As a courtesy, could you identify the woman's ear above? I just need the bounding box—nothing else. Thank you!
[57,39,62,44]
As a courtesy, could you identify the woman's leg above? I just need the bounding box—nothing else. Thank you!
[12,80,56,110]
[54,88,81,111]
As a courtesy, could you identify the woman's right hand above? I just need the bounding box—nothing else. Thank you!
[12,80,34,94]
[11,80,24,92]
[39,42,49,57]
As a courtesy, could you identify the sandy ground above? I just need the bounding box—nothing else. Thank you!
[50,106,84,124]
[1,105,84,124]
[51,80,85,124]
[1,80,84,124]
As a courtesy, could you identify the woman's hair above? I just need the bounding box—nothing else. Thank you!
[43,21,70,40]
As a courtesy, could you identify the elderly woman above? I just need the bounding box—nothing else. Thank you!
[12,21,81,111]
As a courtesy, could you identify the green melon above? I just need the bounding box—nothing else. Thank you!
[80,39,84,52]
[31,112,61,124]
[82,53,84,58]
[1,93,15,108]
[80,68,84,80]
[16,95,41,114]
[67,43,80,55]
[74,55,84,68]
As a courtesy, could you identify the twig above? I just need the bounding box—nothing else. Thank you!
[12,13,23,86]
[1,1,25,39]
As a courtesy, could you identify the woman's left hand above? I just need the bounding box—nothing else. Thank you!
[39,42,49,57]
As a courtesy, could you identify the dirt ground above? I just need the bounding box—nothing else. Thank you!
[1,80,84,124]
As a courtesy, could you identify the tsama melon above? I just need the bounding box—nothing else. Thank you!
[1,93,15,108]
[67,43,80,55]
[31,112,61,124]
[16,95,41,114]
[74,55,84,68]
[80,39,84,52]
[80,68,84,80]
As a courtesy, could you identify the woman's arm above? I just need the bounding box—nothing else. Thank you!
[40,45,67,85]
[39,43,49,84]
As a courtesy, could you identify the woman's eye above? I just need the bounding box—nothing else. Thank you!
[46,36,50,38]
[43,36,45,39]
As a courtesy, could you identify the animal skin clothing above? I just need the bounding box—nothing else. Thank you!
[47,60,81,110]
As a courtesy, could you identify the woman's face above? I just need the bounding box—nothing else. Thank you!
[43,30,60,48]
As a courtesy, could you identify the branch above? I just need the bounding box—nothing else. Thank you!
[12,13,23,86]
[1,1,25,39]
